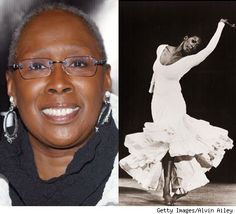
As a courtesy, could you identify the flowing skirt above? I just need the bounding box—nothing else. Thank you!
[120,115,233,193]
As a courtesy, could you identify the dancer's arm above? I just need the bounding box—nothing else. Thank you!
[186,20,226,68]
[149,73,155,93]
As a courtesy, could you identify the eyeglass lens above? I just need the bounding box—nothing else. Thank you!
[18,56,99,79]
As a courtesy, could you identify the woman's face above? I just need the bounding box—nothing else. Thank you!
[6,10,111,149]
[182,36,201,55]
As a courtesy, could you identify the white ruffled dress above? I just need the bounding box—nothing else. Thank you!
[120,22,233,194]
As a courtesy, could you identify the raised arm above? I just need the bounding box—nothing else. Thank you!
[186,20,225,68]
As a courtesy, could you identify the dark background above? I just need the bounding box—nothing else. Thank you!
[0,0,105,137]
[119,1,236,183]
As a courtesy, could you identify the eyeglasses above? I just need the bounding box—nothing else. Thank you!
[8,56,107,79]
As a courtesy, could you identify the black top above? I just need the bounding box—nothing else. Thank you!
[0,111,118,206]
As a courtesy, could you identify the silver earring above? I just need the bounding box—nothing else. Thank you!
[104,91,111,104]
[3,96,18,144]
[95,91,112,132]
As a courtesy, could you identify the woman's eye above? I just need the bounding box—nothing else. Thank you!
[29,63,46,70]
[70,60,88,68]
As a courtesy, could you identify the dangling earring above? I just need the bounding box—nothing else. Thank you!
[3,96,18,144]
[95,91,112,132]
[104,91,111,105]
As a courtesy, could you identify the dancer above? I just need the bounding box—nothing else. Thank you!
[120,19,234,205]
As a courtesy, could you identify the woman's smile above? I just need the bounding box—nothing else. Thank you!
[41,104,80,124]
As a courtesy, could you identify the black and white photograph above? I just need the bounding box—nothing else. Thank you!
[119,1,236,206]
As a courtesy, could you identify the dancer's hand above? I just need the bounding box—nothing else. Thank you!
[220,18,228,24]
[220,18,236,27]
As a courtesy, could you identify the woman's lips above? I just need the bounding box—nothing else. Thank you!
[41,106,80,124]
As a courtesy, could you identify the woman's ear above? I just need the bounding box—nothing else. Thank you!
[5,71,17,106]
[183,36,189,41]
[103,64,112,92]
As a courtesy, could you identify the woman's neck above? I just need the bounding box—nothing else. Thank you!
[28,134,86,180]
[173,44,184,57]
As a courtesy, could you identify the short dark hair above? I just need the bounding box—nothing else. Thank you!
[8,2,106,66]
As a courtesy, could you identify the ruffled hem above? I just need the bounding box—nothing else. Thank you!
[119,155,209,193]
[120,114,233,192]
[143,115,233,163]
[120,156,163,191]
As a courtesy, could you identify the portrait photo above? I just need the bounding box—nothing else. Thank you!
[0,0,118,206]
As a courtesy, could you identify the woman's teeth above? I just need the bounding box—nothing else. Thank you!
[42,107,79,117]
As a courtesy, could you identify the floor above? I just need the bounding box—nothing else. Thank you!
[119,178,236,206]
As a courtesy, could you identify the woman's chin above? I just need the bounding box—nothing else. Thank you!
[42,137,87,150]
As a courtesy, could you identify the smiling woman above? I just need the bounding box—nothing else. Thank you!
[0,2,118,206]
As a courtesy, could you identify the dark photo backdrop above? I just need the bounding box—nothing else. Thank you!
[120,1,236,183]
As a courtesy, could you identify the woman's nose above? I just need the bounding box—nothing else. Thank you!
[190,43,196,49]
[45,63,74,94]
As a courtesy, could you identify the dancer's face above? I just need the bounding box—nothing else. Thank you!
[182,36,201,55]
[6,9,111,149]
